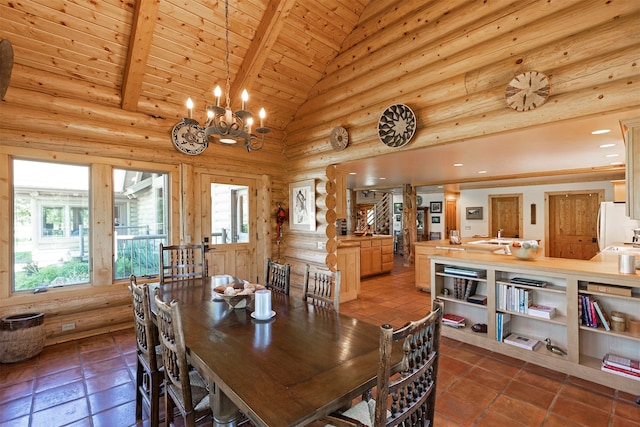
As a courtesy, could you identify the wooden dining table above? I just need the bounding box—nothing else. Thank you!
[154,275,403,427]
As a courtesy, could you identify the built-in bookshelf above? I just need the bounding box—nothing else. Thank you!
[429,252,640,395]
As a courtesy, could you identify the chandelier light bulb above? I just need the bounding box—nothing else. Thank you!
[259,108,266,128]
[241,89,248,110]
[186,98,194,119]
[214,86,222,107]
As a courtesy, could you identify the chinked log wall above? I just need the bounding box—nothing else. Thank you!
[0,81,287,346]
[282,0,640,286]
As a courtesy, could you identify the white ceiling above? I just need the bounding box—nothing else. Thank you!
[340,109,639,193]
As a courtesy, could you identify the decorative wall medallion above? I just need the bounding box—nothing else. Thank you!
[505,71,550,112]
[330,126,349,151]
[171,119,207,155]
[378,103,416,148]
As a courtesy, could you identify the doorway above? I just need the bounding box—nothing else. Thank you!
[489,194,523,238]
[546,190,602,260]
[198,173,257,280]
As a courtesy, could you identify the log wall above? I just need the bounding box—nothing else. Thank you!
[281,1,640,286]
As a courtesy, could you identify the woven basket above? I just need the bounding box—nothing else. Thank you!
[0,313,45,363]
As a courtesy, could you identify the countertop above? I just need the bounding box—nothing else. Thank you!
[428,250,639,284]
[414,238,509,253]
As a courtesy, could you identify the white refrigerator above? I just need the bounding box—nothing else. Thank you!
[597,201,640,251]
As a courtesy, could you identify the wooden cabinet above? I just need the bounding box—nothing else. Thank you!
[337,244,360,303]
[359,237,393,277]
[415,245,439,291]
[429,252,640,395]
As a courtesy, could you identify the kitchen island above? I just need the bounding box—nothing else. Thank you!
[414,238,509,291]
[427,250,639,395]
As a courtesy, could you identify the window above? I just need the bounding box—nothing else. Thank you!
[13,160,90,291]
[210,183,249,244]
[113,168,169,279]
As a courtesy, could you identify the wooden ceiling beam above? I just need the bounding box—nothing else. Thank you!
[229,0,296,103]
[121,0,160,111]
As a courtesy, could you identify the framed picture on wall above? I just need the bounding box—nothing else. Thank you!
[289,179,316,231]
[395,214,401,222]
[466,206,483,220]
[393,203,403,214]
[430,201,442,213]
[431,216,440,224]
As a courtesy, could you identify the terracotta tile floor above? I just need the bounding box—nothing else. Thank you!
[1,256,638,426]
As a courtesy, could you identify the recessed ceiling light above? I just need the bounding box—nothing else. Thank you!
[349,172,356,175]
[605,153,619,158]
[599,143,615,148]
[610,161,623,165]
[477,170,488,174]
[437,185,443,189]
[591,129,611,135]
[378,177,386,180]
[453,163,463,167]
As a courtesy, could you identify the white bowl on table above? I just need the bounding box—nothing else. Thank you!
[511,240,540,260]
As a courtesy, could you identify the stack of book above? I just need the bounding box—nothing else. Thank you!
[503,333,541,350]
[601,354,640,381]
[443,266,486,278]
[442,313,466,329]
[528,304,557,319]
[579,294,611,330]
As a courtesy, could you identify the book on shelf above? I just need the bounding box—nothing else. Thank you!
[496,313,511,341]
[601,364,640,381]
[503,333,541,350]
[467,294,487,305]
[587,282,632,297]
[443,266,486,278]
[603,354,640,374]
[579,294,598,328]
[510,277,547,287]
[442,313,465,326]
[527,304,556,319]
[592,300,610,331]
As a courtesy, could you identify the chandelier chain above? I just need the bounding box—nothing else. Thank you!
[224,0,231,111]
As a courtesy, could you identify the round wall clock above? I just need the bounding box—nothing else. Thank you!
[330,126,349,151]
[378,103,416,148]
[505,71,550,112]
[417,195,423,206]
[171,119,207,155]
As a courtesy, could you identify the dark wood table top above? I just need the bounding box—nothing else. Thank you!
[155,277,399,427]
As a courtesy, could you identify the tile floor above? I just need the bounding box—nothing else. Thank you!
[1,256,638,427]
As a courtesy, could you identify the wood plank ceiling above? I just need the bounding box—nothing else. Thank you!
[0,0,370,146]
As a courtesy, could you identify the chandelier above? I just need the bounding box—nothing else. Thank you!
[171,0,270,154]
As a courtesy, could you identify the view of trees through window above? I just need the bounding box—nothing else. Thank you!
[12,161,170,291]
[13,160,90,291]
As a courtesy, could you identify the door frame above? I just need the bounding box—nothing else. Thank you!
[193,169,269,283]
[488,193,523,238]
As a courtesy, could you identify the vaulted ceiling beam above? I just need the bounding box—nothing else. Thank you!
[121,0,161,111]
[229,0,297,103]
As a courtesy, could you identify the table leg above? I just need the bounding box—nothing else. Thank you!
[211,382,242,426]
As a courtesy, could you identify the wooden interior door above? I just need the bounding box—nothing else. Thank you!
[547,191,602,260]
[445,198,457,237]
[489,194,522,238]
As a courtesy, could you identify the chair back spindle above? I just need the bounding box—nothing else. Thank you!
[302,264,341,312]
[265,258,291,295]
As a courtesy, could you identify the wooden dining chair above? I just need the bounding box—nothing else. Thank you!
[154,295,212,427]
[265,258,291,295]
[159,242,207,282]
[302,264,341,312]
[325,299,443,426]
[128,275,163,427]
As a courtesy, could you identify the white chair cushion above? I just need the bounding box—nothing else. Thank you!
[325,399,375,427]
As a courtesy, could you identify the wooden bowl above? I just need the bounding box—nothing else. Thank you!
[218,293,254,309]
